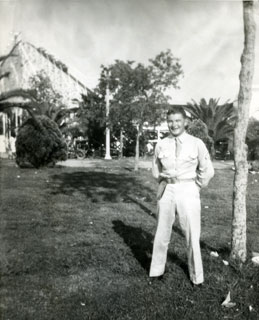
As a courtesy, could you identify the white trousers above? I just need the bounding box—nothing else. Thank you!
[149,182,204,285]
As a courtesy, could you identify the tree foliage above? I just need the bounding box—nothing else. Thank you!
[79,50,183,165]
[16,115,67,168]
[0,70,69,129]
[104,50,183,130]
[246,117,259,160]
[187,119,214,156]
[29,71,69,129]
[0,70,69,127]
[149,49,183,91]
[186,98,236,144]
[77,90,106,149]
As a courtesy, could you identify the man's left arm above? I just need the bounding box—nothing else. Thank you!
[195,140,214,189]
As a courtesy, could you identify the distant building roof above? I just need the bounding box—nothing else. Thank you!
[0,39,89,108]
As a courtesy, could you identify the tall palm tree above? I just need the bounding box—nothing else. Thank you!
[185,98,236,144]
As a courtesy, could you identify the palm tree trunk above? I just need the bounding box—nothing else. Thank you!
[230,0,256,264]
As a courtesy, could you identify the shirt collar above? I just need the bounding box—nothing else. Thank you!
[168,131,187,143]
[177,131,187,143]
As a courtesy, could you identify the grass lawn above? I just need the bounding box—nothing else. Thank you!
[0,159,258,320]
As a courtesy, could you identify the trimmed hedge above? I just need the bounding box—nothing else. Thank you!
[16,115,67,168]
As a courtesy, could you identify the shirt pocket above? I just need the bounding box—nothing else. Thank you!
[179,151,198,163]
[157,150,173,168]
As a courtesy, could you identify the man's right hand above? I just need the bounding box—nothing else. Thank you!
[159,170,178,179]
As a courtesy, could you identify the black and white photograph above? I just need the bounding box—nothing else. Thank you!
[0,0,259,319]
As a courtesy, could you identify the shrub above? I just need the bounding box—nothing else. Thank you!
[246,118,259,161]
[250,160,259,172]
[187,119,214,156]
[16,115,67,168]
[247,140,259,161]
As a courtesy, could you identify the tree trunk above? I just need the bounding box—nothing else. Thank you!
[134,123,141,171]
[230,0,256,264]
[119,128,124,159]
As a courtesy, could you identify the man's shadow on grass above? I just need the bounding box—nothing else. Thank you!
[112,220,189,278]
[129,196,231,257]
[127,196,230,257]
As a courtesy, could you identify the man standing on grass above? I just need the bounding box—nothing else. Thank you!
[149,106,214,286]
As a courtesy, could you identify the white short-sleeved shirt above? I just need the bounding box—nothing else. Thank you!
[152,132,214,188]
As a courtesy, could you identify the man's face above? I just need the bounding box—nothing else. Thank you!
[167,113,187,137]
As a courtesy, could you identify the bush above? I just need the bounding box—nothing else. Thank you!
[16,115,67,168]
[250,160,259,172]
[246,118,259,161]
[187,119,214,156]
[247,140,259,161]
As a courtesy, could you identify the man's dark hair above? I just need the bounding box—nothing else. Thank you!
[167,106,187,119]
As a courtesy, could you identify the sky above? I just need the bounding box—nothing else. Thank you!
[0,0,259,117]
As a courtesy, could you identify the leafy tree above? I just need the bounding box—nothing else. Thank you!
[102,61,136,159]
[186,98,236,145]
[77,90,106,150]
[16,115,67,168]
[29,71,69,130]
[97,50,183,169]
